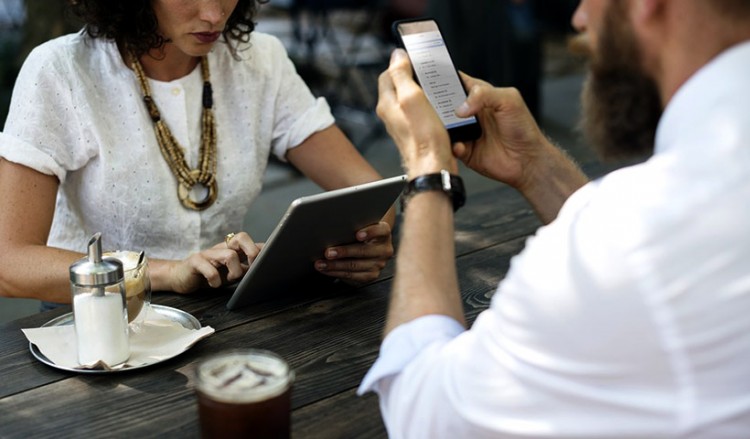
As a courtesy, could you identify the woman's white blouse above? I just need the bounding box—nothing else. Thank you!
[0,31,334,259]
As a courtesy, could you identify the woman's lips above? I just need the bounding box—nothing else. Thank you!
[193,32,220,43]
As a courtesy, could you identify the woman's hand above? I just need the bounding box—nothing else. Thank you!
[155,232,262,294]
[314,221,394,285]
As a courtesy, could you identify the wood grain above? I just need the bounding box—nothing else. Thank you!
[0,182,543,438]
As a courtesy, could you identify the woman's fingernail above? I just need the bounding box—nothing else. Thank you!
[327,249,338,258]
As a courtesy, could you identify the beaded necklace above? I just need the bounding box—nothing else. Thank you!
[131,54,218,211]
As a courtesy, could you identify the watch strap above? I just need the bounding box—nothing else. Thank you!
[401,170,466,212]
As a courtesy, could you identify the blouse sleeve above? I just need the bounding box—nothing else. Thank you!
[1,40,96,182]
[263,36,335,161]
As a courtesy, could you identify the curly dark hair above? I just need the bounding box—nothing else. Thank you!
[68,0,268,58]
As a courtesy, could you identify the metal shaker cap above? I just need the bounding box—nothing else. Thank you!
[69,232,124,287]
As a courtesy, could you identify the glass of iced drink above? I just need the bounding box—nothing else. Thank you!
[194,349,294,439]
[104,250,150,324]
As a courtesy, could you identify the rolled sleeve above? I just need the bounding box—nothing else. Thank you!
[358,314,465,395]
[2,39,95,182]
[0,132,65,181]
[265,35,336,162]
[270,96,334,161]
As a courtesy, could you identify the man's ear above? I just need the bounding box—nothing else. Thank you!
[629,0,669,52]
[632,0,667,25]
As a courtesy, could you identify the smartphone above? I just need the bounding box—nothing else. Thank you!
[392,18,482,143]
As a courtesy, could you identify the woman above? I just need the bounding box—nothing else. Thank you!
[0,0,395,304]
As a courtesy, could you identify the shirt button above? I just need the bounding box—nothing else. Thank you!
[171,87,181,96]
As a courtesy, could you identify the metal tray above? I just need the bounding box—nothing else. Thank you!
[29,304,201,374]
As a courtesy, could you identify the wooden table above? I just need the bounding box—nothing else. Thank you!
[0,182,545,438]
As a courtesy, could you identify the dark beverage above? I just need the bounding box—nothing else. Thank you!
[197,386,291,438]
[195,350,294,439]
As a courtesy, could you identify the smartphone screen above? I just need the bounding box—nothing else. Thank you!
[394,19,481,142]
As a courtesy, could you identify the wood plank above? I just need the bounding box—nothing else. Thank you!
[0,307,75,398]
[0,275,363,398]
[290,236,532,438]
[0,365,201,438]
[0,233,532,437]
[293,389,386,439]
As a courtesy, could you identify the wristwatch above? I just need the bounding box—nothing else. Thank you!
[401,169,466,212]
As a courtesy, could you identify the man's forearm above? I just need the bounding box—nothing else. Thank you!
[517,142,589,224]
[384,191,466,336]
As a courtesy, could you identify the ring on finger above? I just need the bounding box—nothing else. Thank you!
[225,232,237,247]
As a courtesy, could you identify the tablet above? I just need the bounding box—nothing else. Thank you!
[226,175,406,310]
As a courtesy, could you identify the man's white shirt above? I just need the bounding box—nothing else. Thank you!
[359,41,750,439]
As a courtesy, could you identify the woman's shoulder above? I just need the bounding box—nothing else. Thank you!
[248,31,287,49]
[22,31,117,77]
[26,32,92,62]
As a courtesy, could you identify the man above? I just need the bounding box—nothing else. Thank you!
[358,1,750,437]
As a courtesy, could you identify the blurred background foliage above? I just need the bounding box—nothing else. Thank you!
[1,0,581,127]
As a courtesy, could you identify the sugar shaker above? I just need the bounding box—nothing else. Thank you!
[69,232,130,367]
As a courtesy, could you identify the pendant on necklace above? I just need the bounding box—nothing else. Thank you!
[177,169,218,211]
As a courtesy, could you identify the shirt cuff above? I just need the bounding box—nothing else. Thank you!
[357,315,465,395]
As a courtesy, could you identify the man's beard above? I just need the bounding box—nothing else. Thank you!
[580,3,663,162]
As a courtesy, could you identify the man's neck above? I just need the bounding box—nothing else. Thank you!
[648,4,750,105]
